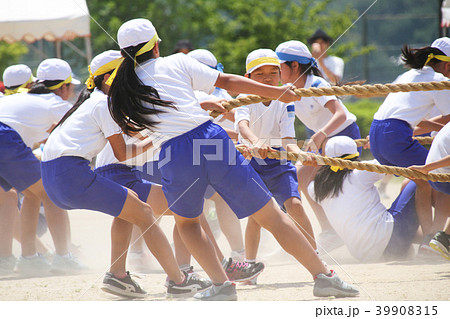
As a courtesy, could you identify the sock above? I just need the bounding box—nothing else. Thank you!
[58,253,71,258]
[245,258,256,263]
[221,258,228,267]
[174,273,185,285]
[114,272,128,279]
[230,249,245,259]
[179,264,191,272]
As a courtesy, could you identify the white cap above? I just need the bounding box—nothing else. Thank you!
[325,136,358,158]
[37,58,80,85]
[275,40,312,63]
[431,37,450,57]
[245,48,280,74]
[118,18,159,49]
[3,64,35,87]
[187,49,218,68]
[91,50,122,75]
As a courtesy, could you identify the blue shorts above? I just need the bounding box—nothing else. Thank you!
[0,122,41,192]
[136,161,163,185]
[41,156,128,217]
[332,122,362,154]
[138,161,217,200]
[383,181,419,258]
[429,181,450,195]
[159,120,273,219]
[248,152,301,207]
[94,164,152,202]
[370,119,428,167]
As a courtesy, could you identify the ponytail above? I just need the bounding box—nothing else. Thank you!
[107,43,175,135]
[51,72,110,132]
[313,156,359,203]
[401,45,445,69]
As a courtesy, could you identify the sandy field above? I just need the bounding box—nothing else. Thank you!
[0,177,448,317]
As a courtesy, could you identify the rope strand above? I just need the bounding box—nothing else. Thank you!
[211,80,450,117]
[235,145,450,183]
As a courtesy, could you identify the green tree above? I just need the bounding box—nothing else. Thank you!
[0,42,29,77]
[88,0,371,75]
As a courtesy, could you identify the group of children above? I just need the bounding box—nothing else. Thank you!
[0,17,448,301]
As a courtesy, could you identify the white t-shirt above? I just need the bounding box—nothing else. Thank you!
[235,96,296,148]
[374,67,450,127]
[42,89,122,162]
[95,134,160,168]
[319,55,344,82]
[135,53,220,148]
[308,160,394,262]
[426,122,450,174]
[294,75,356,135]
[0,92,71,148]
[194,89,235,131]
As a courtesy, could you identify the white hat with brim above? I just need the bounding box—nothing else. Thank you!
[90,50,123,75]
[187,49,218,68]
[37,58,80,85]
[3,64,36,87]
[431,37,450,57]
[245,48,280,74]
[325,136,358,158]
[118,18,160,49]
[275,40,313,64]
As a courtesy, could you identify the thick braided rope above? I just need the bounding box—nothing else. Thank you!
[295,136,434,149]
[211,80,450,117]
[235,145,450,183]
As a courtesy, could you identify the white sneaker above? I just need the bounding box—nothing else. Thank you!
[50,253,89,274]
[313,270,359,298]
[0,255,16,276]
[16,254,51,276]
[317,230,344,255]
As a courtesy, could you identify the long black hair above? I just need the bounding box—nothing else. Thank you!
[28,80,64,94]
[284,60,323,78]
[313,155,359,203]
[107,42,175,135]
[51,73,109,132]
[401,45,446,69]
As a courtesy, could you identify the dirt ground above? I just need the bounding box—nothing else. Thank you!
[0,177,448,318]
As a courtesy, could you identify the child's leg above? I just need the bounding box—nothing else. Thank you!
[147,184,224,264]
[172,214,228,284]
[284,197,317,250]
[0,189,18,257]
[414,180,433,238]
[118,191,183,283]
[432,190,450,233]
[109,217,133,277]
[251,198,327,277]
[129,226,145,254]
[18,187,41,256]
[199,213,224,261]
[172,224,192,267]
[211,193,245,254]
[244,217,261,260]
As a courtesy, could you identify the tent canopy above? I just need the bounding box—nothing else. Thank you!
[0,0,90,44]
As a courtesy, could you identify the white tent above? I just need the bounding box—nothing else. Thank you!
[0,0,92,63]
